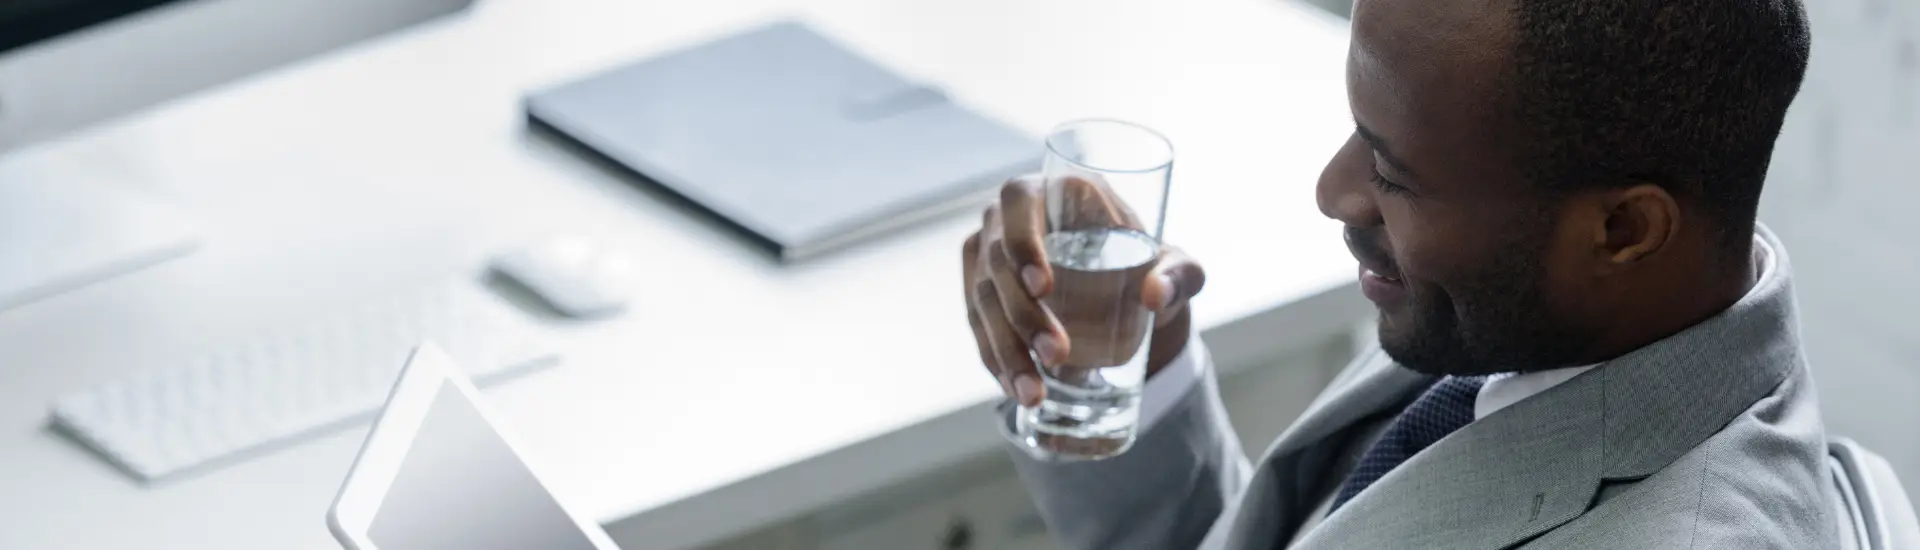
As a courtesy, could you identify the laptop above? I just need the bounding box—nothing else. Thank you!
[526,21,1040,260]
[328,344,620,550]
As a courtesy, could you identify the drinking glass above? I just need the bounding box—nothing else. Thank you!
[1014,119,1173,461]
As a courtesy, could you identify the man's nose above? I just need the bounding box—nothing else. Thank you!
[1316,132,1383,228]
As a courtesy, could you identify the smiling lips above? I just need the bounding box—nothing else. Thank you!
[1344,228,1409,305]
[1359,265,1408,304]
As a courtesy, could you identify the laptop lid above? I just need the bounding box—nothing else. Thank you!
[526,21,1039,260]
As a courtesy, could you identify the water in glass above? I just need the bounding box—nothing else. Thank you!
[1018,227,1159,459]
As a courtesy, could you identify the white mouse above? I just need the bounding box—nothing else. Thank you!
[490,236,636,318]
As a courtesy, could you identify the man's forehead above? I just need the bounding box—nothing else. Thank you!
[1352,0,1512,55]
[1350,0,1512,103]
[1348,0,1516,182]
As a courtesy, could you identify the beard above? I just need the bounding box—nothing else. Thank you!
[1377,224,1596,376]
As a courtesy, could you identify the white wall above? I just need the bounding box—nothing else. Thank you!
[1761,0,1920,493]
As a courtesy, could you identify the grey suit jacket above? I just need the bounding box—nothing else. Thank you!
[1005,227,1840,549]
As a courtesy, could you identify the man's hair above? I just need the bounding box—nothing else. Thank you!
[1502,0,1811,258]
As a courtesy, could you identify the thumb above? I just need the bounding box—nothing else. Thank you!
[1141,246,1205,316]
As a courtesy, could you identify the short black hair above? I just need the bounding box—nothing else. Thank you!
[1501,0,1811,259]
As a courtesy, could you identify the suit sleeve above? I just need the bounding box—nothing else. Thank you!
[997,337,1253,550]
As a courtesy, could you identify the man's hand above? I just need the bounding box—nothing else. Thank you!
[963,174,1206,407]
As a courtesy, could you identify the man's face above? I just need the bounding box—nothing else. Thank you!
[1317,0,1598,375]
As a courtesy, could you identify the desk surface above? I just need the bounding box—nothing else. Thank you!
[0,0,1356,547]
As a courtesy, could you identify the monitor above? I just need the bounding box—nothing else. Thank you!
[0,0,471,312]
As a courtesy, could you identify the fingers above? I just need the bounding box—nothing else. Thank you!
[1056,174,1144,231]
[998,177,1051,297]
[967,308,1010,394]
[965,222,1062,402]
[969,172,1176,407]
[974,279,1045,406]
[987,246,1068,365]
[1000,173,1150,296]
[963,234,1009,394]
[1141,245,1207,323]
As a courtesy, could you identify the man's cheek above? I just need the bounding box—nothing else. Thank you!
[1389,236,1445,281]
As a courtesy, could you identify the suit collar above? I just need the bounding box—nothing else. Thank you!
[1595,225,1797,478]
[1257,226,1803,549]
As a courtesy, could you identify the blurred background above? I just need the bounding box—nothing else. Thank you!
[0,0,1911,548]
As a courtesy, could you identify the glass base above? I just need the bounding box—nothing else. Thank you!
[1013,404,1138,462]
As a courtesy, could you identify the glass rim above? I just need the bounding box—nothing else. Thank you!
[1044,118,1175,174]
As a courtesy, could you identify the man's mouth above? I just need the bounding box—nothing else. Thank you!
[1363,268,1402,283]
[1358,264,1409,304]
[1346,226,1407,304]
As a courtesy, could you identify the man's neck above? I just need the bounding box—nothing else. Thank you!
[1572,245,1760,366]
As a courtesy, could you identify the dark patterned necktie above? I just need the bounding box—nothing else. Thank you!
[1329,375,1488,511]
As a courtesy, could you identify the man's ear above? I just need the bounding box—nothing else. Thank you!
[1596,184,1680,269]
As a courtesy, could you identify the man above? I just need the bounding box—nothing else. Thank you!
[961,0,1825,547]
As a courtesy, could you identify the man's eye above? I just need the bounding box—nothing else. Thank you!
[1370,170,1410,196]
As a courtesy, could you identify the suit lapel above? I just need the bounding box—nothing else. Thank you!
[1287,368,1607,549]
[1266,348,1432,458]
[1215,348,1433,549]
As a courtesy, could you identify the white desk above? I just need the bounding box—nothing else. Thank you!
[0,0,1359,548]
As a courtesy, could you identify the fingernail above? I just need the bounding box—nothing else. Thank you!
[1014,374,1044,405]
[1155,273,1176,310]
[1032,333,1063,365]
[1021,266,1046,297]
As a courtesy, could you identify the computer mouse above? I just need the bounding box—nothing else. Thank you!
[490,236,636,318]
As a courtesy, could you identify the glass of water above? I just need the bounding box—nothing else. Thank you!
[1014,119,1173,461]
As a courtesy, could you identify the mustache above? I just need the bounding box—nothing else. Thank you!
[1344,226,1398,273]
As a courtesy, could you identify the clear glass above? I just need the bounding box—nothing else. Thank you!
[1014,119,1173,461]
